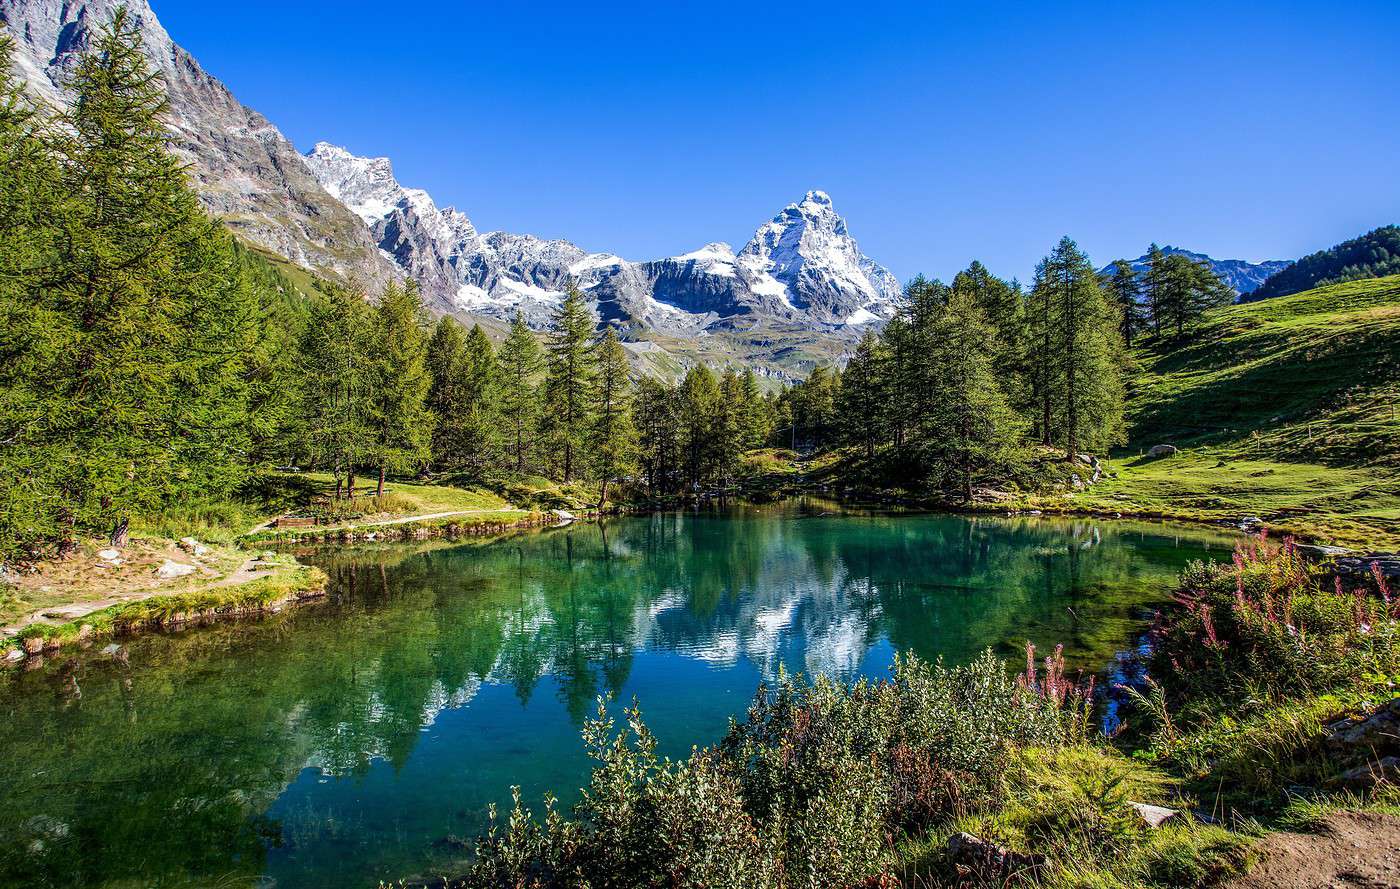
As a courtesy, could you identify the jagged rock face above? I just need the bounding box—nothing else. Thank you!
[301,144,900,335]
[738,191,902,323]
[1107,247,1291,297]
[0,0,396,289]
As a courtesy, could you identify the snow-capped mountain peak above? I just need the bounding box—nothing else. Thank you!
[300,144,901,336]
[738,190,901,321]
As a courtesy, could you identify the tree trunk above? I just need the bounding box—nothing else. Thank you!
[110,516,129,549]
[55,508,78,560]
[377,464,385,498]
[599,478,609,510]
[346,468,355,498]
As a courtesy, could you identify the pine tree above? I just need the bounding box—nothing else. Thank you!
[498,312,543,474]
[459,324,501,474]
[0,33,66,557]
[735,369,771,450]
[37,9,260,548]
[678,366,721,487]
[590,329,634,507]
[541,285,596,482]
[1141,244,1168,339]
[1105,259,1144,348]
[367,281,432,495]
[837,331,889,459]
[426,316,469,468]
[1028,237,1126,460]
[924,289,1025,499]
[298,284,374,499]
[635,377,680,493]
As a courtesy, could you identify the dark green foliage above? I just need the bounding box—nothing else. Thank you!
[296,283,374,494]
[1027,237,1126,457]
[541,286,596,483]
[367,282,432,492]
[498,312,544,473]
[589,329,634,506]
[1250,225,1400,301]
[1104,259,1145,348]
[0,12,268,554]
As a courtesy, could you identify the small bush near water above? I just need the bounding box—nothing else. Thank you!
[431,651,1102,888]
[393,532,1398,889]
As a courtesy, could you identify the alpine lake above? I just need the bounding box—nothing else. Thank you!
[0,500,1240,888]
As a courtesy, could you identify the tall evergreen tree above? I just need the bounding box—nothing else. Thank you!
[36,9,260,548]
[635,376,680,493]
[1028,237,1126,460]
[367,281,432,495]
[498,312,544,474]
[458,324,501,474]
[924,289,1025,499]
[1104,259,1144,348]
[837,332,889,459]
[298,284,374,499]
[426,316,469,469]
[1141,243,1168,339]
[541,285,596,482]
[590,329,634,507]
[678,366,721,487]
[0,33,65,557]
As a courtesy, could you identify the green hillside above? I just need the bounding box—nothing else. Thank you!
[1050,275,1400,546]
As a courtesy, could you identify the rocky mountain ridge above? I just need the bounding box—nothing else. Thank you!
[1105,246,1291,297]
[0,0,397,290]
[303,143,900,335]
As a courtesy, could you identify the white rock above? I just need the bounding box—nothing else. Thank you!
[553,510,576,523]
[5,648,25,663]
[97,549,121,562]
[1128,802,1179,828]
[156,559,196,579]
[177,537,208,556]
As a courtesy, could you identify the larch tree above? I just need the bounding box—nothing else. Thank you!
[541,285,596,483]
[634,376,679,493]
[590,329,635,507]
[497,312,544,474]
[298,283,373,499]
[367,281,432,496]
[1104,259,1144,348]
[41,9,259,549]
[925,289,1025,500]
[1029,236,1126,460]
[426,315,469,469]
[837,331,889,459]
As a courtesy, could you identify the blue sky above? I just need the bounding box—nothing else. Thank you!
[154,0,1398,283]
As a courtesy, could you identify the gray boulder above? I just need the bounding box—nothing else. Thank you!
[1147,444,1178,458]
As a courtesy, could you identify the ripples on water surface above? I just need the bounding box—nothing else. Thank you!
[0,501,1237,888]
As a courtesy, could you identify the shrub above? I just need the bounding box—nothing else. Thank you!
[1152,533,1399,711]
[458,651,1095,888]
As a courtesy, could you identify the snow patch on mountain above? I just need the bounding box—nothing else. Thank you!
[302,144,900,334]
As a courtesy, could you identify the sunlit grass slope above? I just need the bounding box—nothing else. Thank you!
[1054,275,1400,547]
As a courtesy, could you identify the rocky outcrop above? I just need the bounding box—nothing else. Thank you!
[1147,444,1179,458]
[0,0,397,289]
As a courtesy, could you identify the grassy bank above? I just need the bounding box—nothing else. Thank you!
[5,562,327,658]
[1041,276,1400,547]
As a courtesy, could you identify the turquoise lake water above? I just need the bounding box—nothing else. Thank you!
[0,502,1237,888]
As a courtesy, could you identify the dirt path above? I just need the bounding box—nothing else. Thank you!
[248,508,530,537]
[1228,812,1400,888]
[3,557,284,636]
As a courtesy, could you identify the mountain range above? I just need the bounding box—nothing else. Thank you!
[1,0,1299,378]
[1103,247,1291,297]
